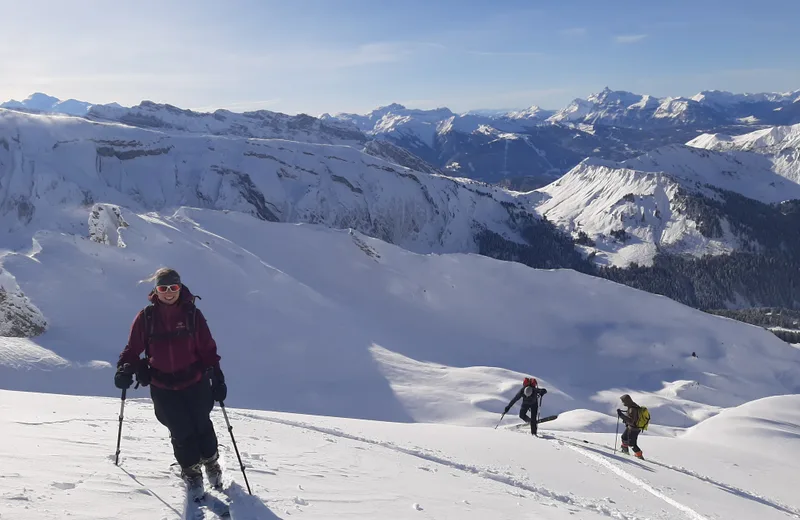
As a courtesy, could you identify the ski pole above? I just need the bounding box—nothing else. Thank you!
[114,388,127,466]
[614,415,621,453]
[494,411,506,429]
[220,401,252,495]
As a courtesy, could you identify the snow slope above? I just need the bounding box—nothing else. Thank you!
[2,203,800,426]
[535,143,800,266]
[684,394,800,453]
[2,389,800,519]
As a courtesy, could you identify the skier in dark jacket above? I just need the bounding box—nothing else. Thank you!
[617,394,644,459]
[504,377,548,436]
[114,267,227,500]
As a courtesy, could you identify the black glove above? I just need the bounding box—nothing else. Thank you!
[211,367,227,402]
[135,363,151,387]
[540,388,547,395]
[617,409,625,418]
[114,364,134,390]
[503,405,510,414]
[212,381,227,402]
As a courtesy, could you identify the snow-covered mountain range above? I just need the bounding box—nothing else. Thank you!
[2,150,799,518]
[89,101,366,146]
[0,92,119,117]
[0,109,554,262]
[3,92,800,310]
[6,88,798,188]
[323,102,620,186]
[321,87,800,187]
[547,87,800,128]
[533,120,800,267]
[535,145,792,266]
[2,92,800,519]
[687,122,800,181]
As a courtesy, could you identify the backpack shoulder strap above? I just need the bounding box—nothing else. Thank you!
[186,295,200,334]
[142,304,155,359]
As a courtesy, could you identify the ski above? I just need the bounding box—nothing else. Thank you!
[537,414,558,424]
[172,465,232,518]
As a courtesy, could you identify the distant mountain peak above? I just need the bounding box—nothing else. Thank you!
[24,92,60,105]
[376,102,407,112]
[0,92,115,117]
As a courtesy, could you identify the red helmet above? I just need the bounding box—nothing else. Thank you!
[523,377,537,387]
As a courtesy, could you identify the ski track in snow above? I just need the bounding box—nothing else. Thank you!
[554,434,800,519]
[234,412,645,520]
[557,441,710,520]
[646,460,800,519]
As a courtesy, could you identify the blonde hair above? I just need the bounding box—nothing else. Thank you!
[139,267,180,285]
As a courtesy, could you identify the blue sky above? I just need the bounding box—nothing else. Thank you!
[1,0,799,115]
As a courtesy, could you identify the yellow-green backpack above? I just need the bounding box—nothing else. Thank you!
[636,407,651,430]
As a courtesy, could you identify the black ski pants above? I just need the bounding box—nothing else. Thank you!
[621,426,641,453]
[520,403,539,435]
[150,376,218,469]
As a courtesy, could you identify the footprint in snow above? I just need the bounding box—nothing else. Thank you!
[293,497,308,506]
[51,482,77,490]
[413,503,423,511]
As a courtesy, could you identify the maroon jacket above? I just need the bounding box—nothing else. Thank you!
[118,286,221,390]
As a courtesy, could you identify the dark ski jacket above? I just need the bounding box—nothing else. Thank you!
[507,385,547,408]
[619,395,642,430]
[117,286,221,390]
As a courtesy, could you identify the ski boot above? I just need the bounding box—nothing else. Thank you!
[181,463,205,502]
[203,452,224,490]
[634,450,644,460]
[620,444,630,455]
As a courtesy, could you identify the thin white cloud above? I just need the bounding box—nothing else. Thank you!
[615,34,648,44]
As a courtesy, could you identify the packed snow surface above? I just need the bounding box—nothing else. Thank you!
[1,390,799,519]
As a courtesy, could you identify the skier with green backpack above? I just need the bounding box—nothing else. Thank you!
[617,394,650,459]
